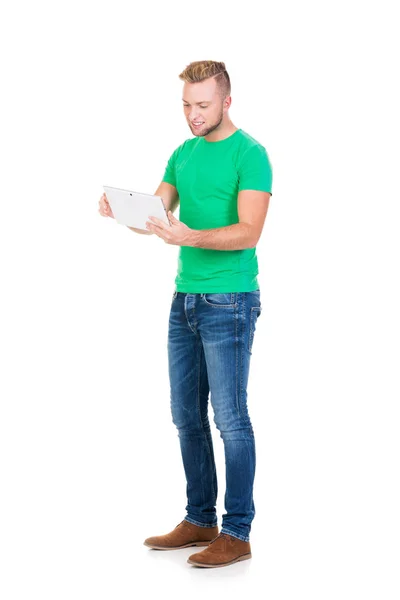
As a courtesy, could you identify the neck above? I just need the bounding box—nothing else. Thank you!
[204,120,238,142]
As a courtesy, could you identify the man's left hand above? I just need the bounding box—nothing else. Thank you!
[146,211,195,246]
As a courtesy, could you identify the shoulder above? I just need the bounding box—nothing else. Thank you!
[236,129,269,156]
[235,130,272,168]
[169,136,199,158]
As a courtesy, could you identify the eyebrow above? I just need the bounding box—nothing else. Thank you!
[182,99,211,104]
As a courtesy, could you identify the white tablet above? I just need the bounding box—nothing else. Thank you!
[103,185,171,229]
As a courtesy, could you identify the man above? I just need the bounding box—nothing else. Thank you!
[99,60,273,568]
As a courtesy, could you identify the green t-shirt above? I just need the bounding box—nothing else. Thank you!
[162,128,273,293]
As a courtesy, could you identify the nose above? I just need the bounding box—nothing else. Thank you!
[189,110,201,122]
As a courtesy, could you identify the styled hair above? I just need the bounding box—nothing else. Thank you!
[178,60,231,100]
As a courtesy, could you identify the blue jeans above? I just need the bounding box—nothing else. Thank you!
[167,290,262,543]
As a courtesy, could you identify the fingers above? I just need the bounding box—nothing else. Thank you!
[98,196,107,216]
[98,193,114,217]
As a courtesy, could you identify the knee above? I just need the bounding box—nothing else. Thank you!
[212,410,253,439]
[170,400,202,433]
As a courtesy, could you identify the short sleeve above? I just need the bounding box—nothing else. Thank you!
[238,145,273,195]
[162,148,178,187]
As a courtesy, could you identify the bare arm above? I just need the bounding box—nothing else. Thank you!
[127,181,179,235]
[190,190,271,249]
[147,190,271,249]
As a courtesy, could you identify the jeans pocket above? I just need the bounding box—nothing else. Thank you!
[248,306,262,353]
[172,290,178,300]
[202,292,237,307]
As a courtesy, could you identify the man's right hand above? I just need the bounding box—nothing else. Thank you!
[98,192,114,218]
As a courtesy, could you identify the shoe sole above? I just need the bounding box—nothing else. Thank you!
[143,540,212,550]
[187,552,252,567]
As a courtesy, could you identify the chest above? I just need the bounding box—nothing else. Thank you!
[176,152,239,200]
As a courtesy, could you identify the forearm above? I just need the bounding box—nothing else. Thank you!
[189,223,255,250]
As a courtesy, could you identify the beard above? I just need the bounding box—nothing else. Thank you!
[190,108,224,137]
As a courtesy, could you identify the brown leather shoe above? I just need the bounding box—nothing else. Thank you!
[143,519,219,550]
[187,532,251,567]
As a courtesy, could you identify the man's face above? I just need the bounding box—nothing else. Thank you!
[182,78,228,137]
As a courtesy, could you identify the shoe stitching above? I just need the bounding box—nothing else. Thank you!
[209,532,230,545]
[190,551,251,566]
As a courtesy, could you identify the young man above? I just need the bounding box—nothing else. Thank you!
[99,60,273,568]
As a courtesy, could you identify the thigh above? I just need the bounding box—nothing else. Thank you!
[168,293,209,426]
[197,291,262,420]
[197,290,262,359]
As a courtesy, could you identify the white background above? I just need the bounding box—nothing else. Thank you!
[1,1,399,598]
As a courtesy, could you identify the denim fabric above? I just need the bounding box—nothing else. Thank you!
[167,290,262,543]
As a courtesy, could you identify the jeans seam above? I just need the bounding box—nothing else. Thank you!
[197,340,211,458]
[248,306,262,353]
[238,293,245,417]
[235,295,239,414]
[196,339,214,503]
[184,295,197,334]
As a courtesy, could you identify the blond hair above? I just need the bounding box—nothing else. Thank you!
[179,60,231,100]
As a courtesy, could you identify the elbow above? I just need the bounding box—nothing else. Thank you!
[242,223,259,248]
[247,234,259,249]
